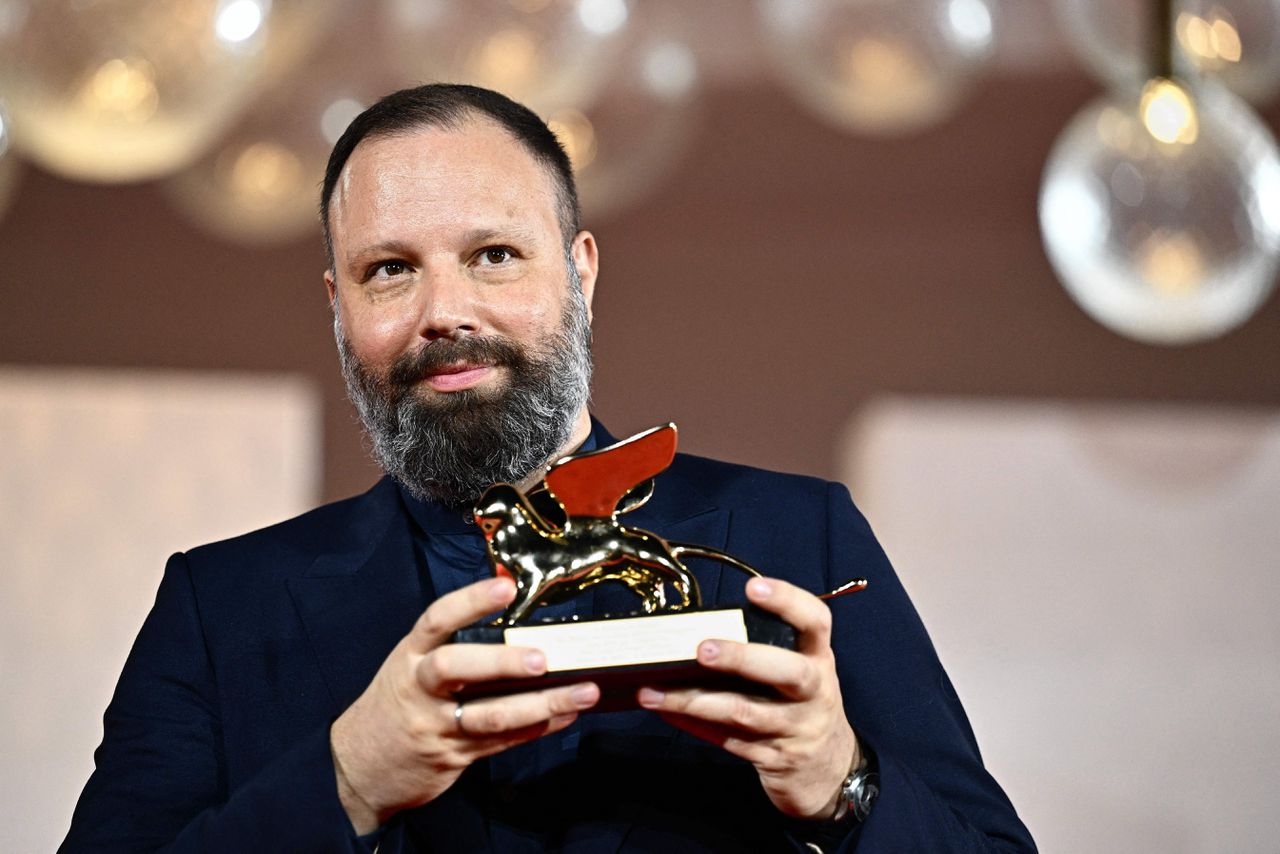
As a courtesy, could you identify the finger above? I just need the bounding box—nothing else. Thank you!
[637,685,787,736]
[655,712,775,766]
[407,577,515,653]
[453,682,600,738]
[465,710,582,759]
[416,642,547,695]
[692,639,818,701]
[745,577,833,655]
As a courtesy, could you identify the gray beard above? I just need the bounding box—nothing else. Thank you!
[335,269,593,508]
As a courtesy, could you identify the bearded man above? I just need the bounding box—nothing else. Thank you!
[62,84,1035,853]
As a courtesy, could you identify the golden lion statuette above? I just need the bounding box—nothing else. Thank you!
[452,424,867,707]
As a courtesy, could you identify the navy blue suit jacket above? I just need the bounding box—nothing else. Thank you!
[63,423,1034,852]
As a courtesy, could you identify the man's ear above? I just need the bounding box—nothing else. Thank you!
[324,269,337,308]
[571,230,599,321]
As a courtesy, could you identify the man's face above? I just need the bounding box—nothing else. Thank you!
[325,117,599,505]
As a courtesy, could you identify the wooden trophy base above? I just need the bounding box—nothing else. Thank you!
[452,606,797,711]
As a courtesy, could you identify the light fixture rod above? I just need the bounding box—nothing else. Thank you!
[1152,0,1177,79]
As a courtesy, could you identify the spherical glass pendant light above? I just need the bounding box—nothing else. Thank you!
[163,3,382,245]
[0,0,272,182]
[382,0,631,114]
[758,0,996,135]
[548,35,700,220]
[1039,79,1280,344]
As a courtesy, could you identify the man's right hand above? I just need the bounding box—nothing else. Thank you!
[329,577,600,834]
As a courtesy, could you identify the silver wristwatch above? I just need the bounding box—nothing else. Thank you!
[831,753,879,823]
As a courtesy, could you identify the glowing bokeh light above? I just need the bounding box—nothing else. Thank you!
[577,0,627,35]
[320,97,364,146]
[215,0,268,45]
[1140,78,1199,144]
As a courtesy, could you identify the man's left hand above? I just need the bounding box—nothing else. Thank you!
[637,576,859,820]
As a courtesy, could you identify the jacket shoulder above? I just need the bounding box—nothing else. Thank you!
[666,451,843,506]
[182,476,400,575]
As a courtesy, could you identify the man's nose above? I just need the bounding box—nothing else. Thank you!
[418,264,479,341]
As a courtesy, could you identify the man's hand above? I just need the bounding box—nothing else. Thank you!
[330,577,600,834]
[637,577,859,820]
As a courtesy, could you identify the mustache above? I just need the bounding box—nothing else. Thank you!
[386,335,526,390]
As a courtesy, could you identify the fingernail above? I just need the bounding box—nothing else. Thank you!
[572,684,598,708]
[637,687,664,708]
[748,578,773,599]
[699,640,720,661]
[524,651,545,673]
[551,712,578,726]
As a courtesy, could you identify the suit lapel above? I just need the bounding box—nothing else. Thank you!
[287,480,428,714]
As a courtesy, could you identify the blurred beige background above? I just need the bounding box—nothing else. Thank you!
[1,1,1279,851]
[847,399,1280,852]
[0,370,321,853]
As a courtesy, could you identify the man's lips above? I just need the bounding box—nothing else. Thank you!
[420,363,495,392]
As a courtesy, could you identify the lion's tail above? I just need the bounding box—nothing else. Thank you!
[669,543,763,578]
[669,543,868,601]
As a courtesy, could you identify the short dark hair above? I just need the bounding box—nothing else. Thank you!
[319,83,582,269]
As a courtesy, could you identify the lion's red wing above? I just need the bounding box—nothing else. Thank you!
[543,424,677,518]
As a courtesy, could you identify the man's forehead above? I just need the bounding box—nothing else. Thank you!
[334,117,554,207]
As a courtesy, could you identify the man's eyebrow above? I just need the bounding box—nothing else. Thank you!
[348,240,417,264]
[461,225,541,245]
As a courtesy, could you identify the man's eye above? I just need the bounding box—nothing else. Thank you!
[479,247,513,265]
[371,261,409,279]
